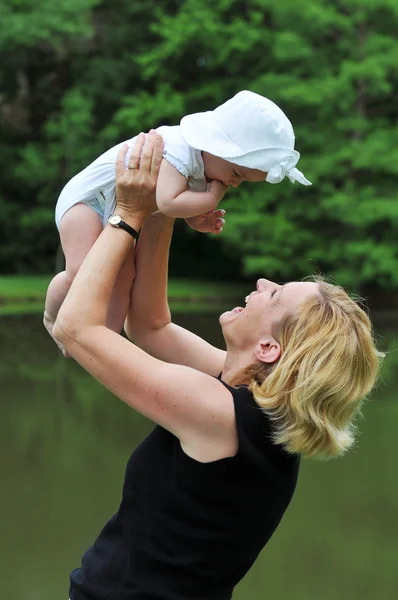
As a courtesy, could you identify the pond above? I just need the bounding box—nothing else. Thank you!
[1,311,397,600]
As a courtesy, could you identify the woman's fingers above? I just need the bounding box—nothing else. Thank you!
[149,130,164,178]
[139,131,155,174]
[114,130,163,219]
[139,130,163,178]
[115,144,129,179]
[128,132,146,170]
[116,130,163,184]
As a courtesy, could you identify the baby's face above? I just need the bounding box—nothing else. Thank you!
[202,152,267,187]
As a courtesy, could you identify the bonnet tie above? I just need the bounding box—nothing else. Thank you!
[266,157,312,186]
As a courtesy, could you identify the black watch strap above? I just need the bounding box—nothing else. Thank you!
[118,219,139,239]
[108,215,139,239]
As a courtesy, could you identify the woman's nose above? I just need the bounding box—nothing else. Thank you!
[256,278,277,292]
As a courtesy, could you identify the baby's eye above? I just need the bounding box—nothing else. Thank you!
[233,170,240,177]
[270,289,277,298]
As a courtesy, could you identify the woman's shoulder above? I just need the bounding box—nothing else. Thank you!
[218,378,267,432]
[218,377,299,469]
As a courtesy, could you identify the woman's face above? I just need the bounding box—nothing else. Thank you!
[220,278,319,354]
[202,152,267,187]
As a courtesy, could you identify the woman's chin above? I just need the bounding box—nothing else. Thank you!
[219,307,244,325]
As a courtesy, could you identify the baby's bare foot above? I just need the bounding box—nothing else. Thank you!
[43,312,69,357]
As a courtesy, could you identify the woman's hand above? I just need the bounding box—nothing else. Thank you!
[115,130,164,223]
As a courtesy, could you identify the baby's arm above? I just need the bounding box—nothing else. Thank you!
[156,160,225,218]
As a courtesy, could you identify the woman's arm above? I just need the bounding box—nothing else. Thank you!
[124,211,227,376]
[53,132,235,461]
[156,159,227,218]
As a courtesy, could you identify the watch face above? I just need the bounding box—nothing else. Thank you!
[109,215,121,226]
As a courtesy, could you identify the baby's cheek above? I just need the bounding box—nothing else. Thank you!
[206,164,224,180]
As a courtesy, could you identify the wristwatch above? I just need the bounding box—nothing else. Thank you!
[108,214,139,239]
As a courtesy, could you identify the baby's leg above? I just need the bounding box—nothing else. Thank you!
[106,246,136,333]
[44,203,102,355]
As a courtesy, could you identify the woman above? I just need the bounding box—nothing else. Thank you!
[54,131,382,600]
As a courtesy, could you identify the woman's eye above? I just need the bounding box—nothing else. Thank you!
[270,289,277,298]
[233,170,239,177]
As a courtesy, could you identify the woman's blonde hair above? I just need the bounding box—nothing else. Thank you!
[236,276,384,460]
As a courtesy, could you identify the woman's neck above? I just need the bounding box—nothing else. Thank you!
[221,348,256,386]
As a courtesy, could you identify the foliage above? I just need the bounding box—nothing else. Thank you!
[1,0,398,293]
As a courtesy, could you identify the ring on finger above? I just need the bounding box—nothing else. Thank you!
[128,163,138,170]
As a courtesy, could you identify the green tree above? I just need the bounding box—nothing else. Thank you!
[117,0,398,290]
[0,0,100,271]
[1,0,398,293]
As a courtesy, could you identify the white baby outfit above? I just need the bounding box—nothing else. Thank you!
[55,90,311,229]
[55,125,206,229]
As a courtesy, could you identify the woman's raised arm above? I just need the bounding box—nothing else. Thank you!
[53,132,235,462]
[125,211,227,377]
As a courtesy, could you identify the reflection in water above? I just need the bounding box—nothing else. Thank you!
[1,313,397,600]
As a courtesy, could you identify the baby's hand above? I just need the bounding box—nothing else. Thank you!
[185,209,226,235]
[207,180,229,204]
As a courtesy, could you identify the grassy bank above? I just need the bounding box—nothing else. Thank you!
[0,275,51,300]
[0,275,248,316]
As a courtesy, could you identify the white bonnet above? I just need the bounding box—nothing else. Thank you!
[180,90,311,185]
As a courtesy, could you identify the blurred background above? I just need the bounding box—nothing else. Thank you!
[1,0,397,598]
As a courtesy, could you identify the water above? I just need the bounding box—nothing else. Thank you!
[1,312,397,600]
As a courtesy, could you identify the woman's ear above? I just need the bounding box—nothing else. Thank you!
[254,338,281,364]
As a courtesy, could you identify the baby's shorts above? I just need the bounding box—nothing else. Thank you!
[84,192,107,221]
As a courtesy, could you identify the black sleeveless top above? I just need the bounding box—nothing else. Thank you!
[69,380,300,600]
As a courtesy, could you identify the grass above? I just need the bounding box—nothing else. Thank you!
[0,275,248,316]
[0,302,45,317]
[0,275,52,300]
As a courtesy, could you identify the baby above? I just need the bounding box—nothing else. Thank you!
[44,90,311,354]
